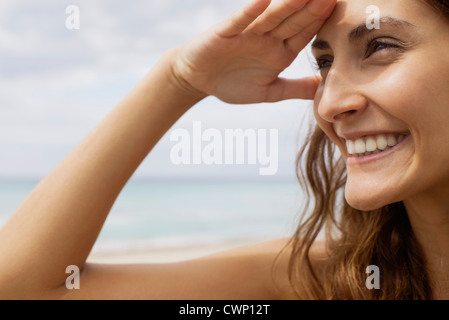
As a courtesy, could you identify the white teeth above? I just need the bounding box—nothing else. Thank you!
[376,135,388,150]
[345,134,407,157]
[387,134,397,147]
[347,140,355,154]
[366,137,377,152]
[354,139,365,154]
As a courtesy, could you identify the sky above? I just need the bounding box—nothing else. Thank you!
[0,0,320,181]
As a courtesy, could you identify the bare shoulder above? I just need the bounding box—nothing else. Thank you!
[51,238,298,300]
[280,238,331,294]
[308,239,331,278]
[309,239,331,263]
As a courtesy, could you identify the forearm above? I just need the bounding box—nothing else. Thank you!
[0,48,204,297]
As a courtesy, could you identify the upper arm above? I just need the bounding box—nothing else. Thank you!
[48,238,297,300]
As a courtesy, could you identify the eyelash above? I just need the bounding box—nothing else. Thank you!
[314,38,402,71]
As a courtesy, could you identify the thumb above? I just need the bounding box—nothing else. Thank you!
[265,76,321,102]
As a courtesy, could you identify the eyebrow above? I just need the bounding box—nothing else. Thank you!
[311,16,416,50]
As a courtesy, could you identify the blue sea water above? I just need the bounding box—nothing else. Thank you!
[0,179,304,253]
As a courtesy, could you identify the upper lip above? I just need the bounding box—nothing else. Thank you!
[337,130,410,141]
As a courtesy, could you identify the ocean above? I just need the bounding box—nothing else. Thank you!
[0,179,305,254]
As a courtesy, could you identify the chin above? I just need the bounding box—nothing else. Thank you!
[344,189,390,212]
[344,176,405,211]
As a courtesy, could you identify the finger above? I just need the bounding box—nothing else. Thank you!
[270,0,337,40]
[248,0,309,35]
[215,0,271,37]
[285,18,326,52]
[265,76,321,102]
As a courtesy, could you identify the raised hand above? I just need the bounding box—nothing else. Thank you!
[171,0,337,104]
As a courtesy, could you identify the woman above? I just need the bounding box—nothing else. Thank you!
[0,0,448,299]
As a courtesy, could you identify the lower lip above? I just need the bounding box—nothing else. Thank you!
[346,134,411,166]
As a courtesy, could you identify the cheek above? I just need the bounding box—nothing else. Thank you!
[368,56,448,142]
[368,67,421,121]
[367,46,449,124]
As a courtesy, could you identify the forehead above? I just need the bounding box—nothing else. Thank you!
[317,0,428,38]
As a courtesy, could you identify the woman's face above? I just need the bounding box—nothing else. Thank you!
[312,0,449,211]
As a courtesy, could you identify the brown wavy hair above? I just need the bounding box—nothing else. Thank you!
[286,0,449,300]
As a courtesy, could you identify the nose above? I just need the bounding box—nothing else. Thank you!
[316,68,368,123]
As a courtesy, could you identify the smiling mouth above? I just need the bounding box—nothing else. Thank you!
[346,133,409,157]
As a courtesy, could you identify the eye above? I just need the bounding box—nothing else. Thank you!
[313,38,404,71]
[314,55,333,71]
[365,38,401,58]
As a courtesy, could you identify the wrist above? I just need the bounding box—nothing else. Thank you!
[164,47,209,103]
[136,48,207,115]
